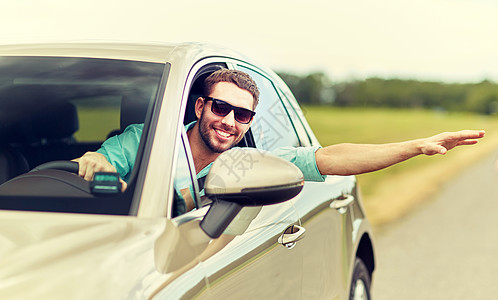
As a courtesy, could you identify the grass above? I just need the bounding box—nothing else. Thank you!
[73,107,120,142]
[302,106,498,226]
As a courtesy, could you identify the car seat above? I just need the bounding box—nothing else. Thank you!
[0,146,29,184]
[13,102,80,169]
[106,92,151,139]
[0,102,79,184]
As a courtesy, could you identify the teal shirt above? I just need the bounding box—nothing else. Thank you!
[97,122,326,184]
[97,124,143,183]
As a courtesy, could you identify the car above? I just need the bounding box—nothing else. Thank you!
[0,42,375,299]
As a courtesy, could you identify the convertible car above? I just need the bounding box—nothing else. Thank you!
[0,42,375,299]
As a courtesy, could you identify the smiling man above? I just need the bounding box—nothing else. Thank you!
[75,69,485,193]
[186,72,258,174]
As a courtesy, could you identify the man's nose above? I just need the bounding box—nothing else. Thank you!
[221,110,236,127]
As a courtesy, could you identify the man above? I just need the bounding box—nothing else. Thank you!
[75,69,485,191]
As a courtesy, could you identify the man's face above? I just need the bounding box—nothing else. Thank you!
[195,82,254,153]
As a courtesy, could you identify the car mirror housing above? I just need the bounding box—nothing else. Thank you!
[200,148,304,238]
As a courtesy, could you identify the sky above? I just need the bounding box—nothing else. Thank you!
[1,0,497,83]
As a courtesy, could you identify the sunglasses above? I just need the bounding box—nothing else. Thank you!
[203,97,256,124]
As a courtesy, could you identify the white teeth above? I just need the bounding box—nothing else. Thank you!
[216,129,231,138]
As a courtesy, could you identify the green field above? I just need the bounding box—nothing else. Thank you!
[73,107,120,142]
[302,106,498,225]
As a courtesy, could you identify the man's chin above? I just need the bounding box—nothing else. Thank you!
[208,137,241,153]
[201,130,242,153]
[209,143,234,153]
[211,135,239,151]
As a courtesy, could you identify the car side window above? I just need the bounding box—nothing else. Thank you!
[172,129,200,217]
[236,66,301,151]
[276,90,313,147]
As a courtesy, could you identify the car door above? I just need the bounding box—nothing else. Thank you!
[152,60,306,299]
[235,64,356,299]
[278,79,358,300]
[150,129,211,299]
[148,128,304,300]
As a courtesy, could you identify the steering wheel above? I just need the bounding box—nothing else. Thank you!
[30,160,79,173]
[0,160,91,198]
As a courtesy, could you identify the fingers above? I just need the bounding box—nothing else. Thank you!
[469,130,485,138]
[456,139,479,146]
[386,129,483,162]
[449,130,485,140]
[422,144,447,156]
[437,146,447,155]
[448,130,484,148]
[78,160,88,179]
[76,152,127,193]
[77,152,117,181]
[423,130,485,156]
[119,179,128,192]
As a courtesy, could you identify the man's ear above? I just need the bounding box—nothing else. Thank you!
[194,97,204,119]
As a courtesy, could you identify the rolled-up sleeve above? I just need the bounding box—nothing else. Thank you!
[96,124,144,182]
[270,146,326,182]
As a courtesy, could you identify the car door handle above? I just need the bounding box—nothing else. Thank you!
[330,194,354,213]
[278,225,306,249]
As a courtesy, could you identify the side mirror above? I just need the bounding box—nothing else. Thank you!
[200,148,304,238]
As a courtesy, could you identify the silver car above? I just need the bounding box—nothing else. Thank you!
[0,42,375,299]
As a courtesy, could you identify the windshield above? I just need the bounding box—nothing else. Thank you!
[0,56,165,214]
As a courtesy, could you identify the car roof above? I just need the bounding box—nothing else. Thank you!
[0,41,251,65]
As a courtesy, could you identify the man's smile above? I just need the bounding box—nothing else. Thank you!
[214,128,234,139]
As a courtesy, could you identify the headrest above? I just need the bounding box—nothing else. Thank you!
[2,102,79,144]
[120,96,149,130]
[31,103,79,139]
[184,64,226,125]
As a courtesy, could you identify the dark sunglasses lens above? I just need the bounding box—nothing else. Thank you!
[209,98,254,123]
[234,110,253,123]
[211,100,231,116]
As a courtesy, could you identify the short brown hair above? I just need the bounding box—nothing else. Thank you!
[203,69,260,109]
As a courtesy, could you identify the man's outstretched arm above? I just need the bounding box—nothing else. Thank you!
[315,130,485,176]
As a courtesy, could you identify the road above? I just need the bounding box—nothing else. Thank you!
[371,149,498,299]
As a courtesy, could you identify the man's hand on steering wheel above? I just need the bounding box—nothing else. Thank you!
[73,152,116,181]
[72,152,127,191]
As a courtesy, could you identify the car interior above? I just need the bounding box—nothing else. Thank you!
[0,56,164,213]
[0,57,259,215]
[0,88,155,178]
[0,93,150,210]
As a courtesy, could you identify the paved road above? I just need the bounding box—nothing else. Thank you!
[371,149,498,300]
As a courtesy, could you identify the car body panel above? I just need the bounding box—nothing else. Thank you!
[296,176,357,299]
[0,42,175,63]
[0,211,170,299]
[154,202,303,299]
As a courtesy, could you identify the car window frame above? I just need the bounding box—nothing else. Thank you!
[276,82,322,147]
[129,62,171,215]
[275,88,314,147]
[0,56,168,216]
[167,58,310,222]
[229,62,304,149]
[170,127,202,218]
[166,59,230,221]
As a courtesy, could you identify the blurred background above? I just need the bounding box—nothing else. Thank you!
[2,1,498,298]
[2,0,498,82]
